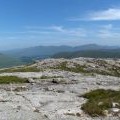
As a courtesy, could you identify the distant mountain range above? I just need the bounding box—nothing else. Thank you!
[52,49,120,59]
[2,44,120,58]
[0,44,120,68]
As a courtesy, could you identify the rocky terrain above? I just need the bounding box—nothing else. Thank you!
[0,57,120,120]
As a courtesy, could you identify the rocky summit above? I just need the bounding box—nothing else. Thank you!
[0,57,120,120]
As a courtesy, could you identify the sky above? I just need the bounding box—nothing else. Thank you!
[0,0,120,50]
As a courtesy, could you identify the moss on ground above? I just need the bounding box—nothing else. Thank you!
[0,66,40,73]
[81,89,120,117]
[0,76,29,84]
[51,61,120,77]
[52,62,89,73]
[40,75,63,79]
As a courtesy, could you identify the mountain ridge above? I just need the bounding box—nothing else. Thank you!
[0,44,120,68]
[2,44,120,58]
[52,48,120,59]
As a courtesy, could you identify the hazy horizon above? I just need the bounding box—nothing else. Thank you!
[0,0,120,50]
[0,43,120,52]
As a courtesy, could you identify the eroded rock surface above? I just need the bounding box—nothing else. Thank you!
[0,58,120,120]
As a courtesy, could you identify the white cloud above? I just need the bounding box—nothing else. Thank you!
[69,8,120,21]
[50,26,65,32]
[98,30,120,38]
[25,25,65,32]
[101,24,113,30]
[50,25,86,37]
[97,24,120,38]
[25,25,86,37]
[90,8,120,21]
[0,25,87,47]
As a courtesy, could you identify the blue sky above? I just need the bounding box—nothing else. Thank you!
[0,0,120,50]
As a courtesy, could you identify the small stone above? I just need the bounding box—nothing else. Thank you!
[110,108,120,113]
[76,112,81,117]
[98,102,103,106]
[103,110,109,116]
[17,106,21,110]
[110,108,120,116]
[44,114,48,118]
[34,109,39,113]
[64,112,76,116]
[112,102,119,108]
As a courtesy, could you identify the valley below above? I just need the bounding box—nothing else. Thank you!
[0,57,120,120]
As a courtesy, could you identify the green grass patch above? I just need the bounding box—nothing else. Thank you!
[81,89,120,117]
[51,61,120,77]
[35,75,63,79]
[0,66,40,73]
[52,62,89,73]
[0,76,29,84]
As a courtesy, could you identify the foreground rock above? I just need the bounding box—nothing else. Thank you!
[0,58,120,120]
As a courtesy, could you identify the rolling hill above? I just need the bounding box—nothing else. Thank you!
[0,53,25,68]
[52,49,120,59]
